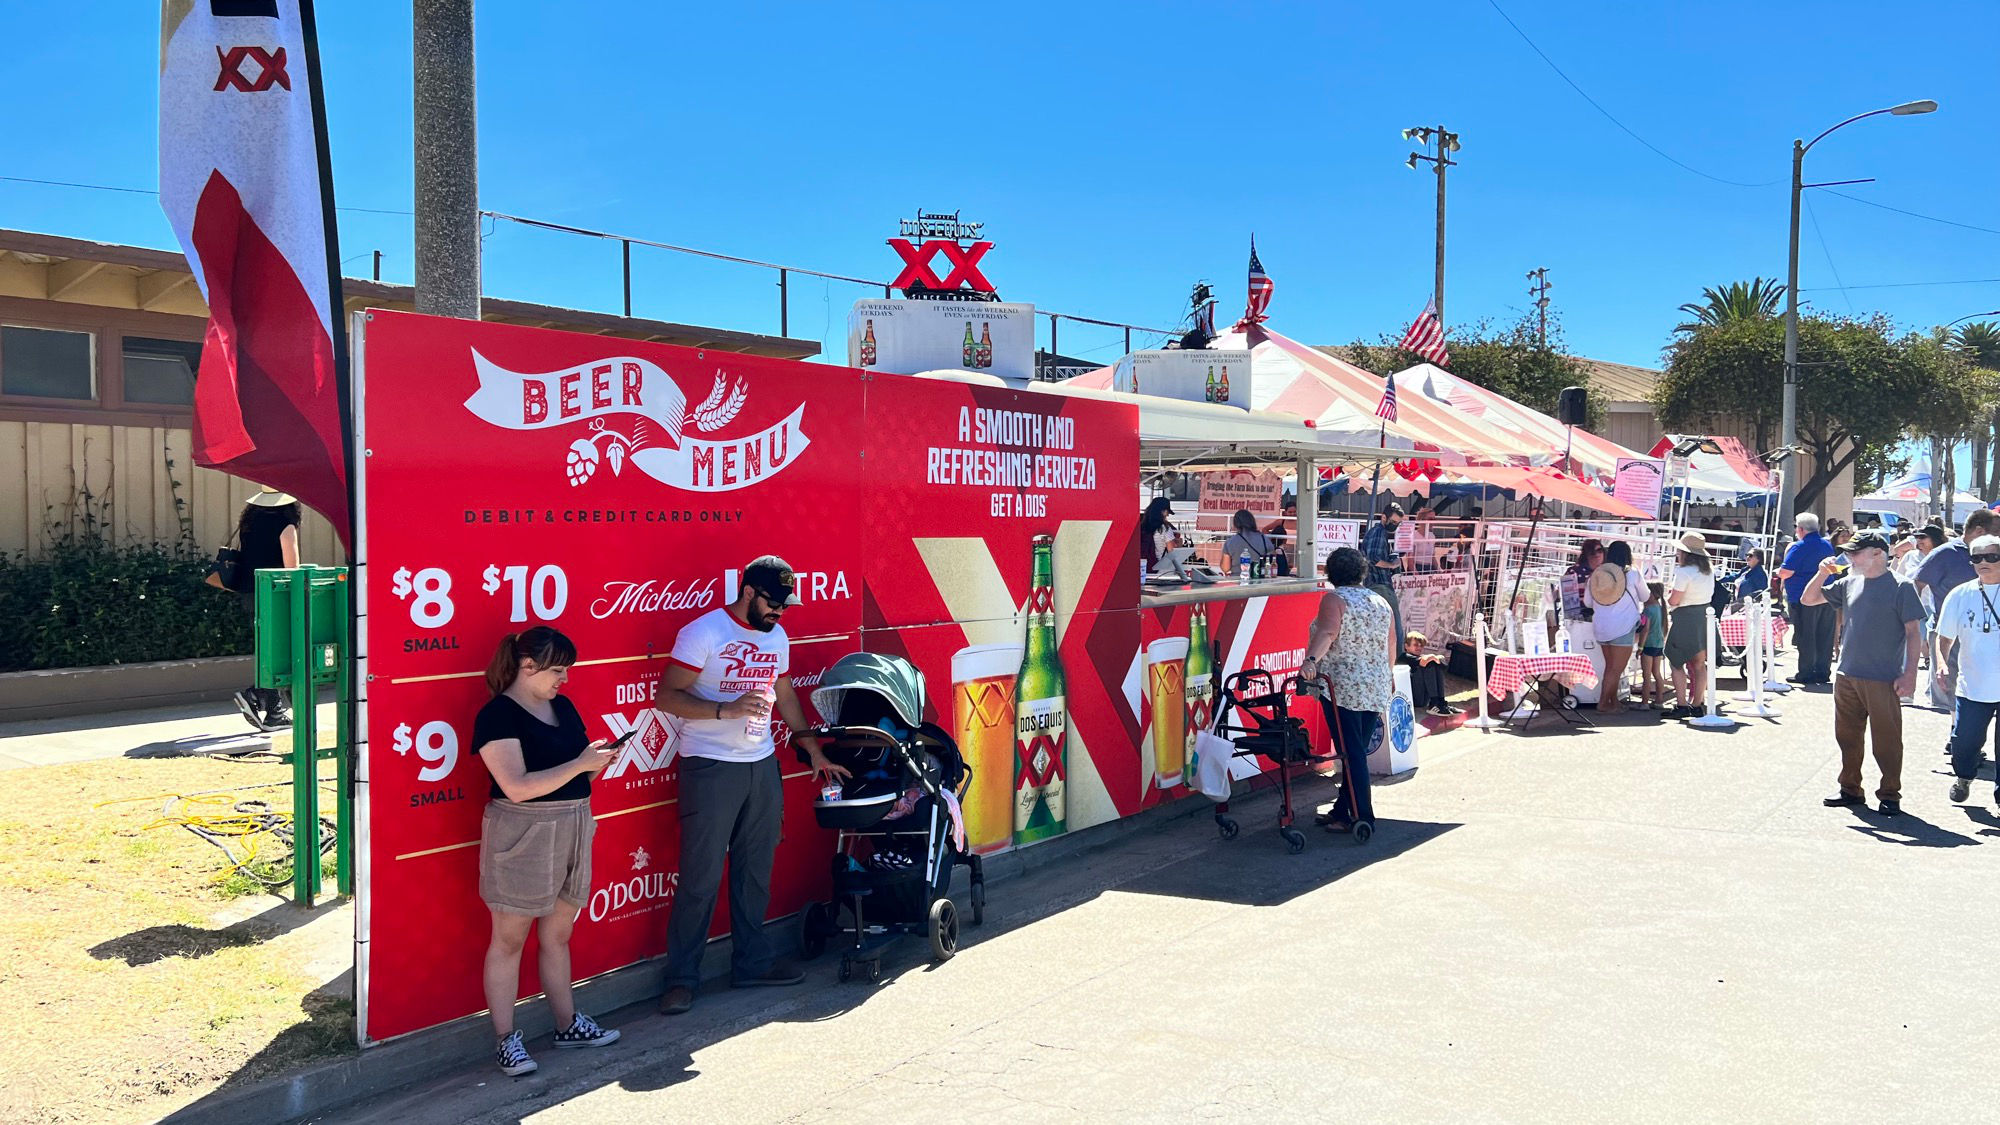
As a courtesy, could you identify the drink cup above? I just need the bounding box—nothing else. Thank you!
[952,644,1022,853]
[1148,637,1189,787]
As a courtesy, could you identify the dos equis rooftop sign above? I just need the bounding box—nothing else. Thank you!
[888,208,997,301]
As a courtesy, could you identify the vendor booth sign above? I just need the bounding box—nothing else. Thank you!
[1392,570,1476,652]
[1613,457,1666,517]
[1195,469,1284,531]
[848,299,1035,384]
[1112,349,1254,407]
[1314,518,1362,569]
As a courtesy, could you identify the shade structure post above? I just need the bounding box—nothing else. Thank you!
[1466,612,1504,730]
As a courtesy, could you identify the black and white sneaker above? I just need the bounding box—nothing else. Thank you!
[553,1012,619,1049]
[258,704,292,733]
[495,1030,538,1076]
[231,690,263,732]
[1950,777,1971,803]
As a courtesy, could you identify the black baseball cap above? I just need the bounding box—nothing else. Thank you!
[1842,532,1890,554]
[1918,524,1947,544]
[742,556,802,606]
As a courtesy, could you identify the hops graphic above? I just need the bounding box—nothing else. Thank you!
[565,439,600,486]
[685,372,747,433]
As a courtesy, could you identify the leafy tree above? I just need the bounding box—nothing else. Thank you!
[1332,312,1598,428]
[1655,314,1968,514]
[1675,278,1784,333]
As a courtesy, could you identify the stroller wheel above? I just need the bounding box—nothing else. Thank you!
[928,897,960,962]
[1216,817,1240,841]
[837,959,852,983]
[1352,820,1375,845]
[799,902,830,961]
[1281,827,1306,854]
[970,881,986,926]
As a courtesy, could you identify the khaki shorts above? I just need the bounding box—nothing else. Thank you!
[478,797,594,916]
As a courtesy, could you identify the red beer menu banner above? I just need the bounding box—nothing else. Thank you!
[354,311,1331,1042]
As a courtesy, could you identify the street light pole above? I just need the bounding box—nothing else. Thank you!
[413,0,481,319]
[1778,99,1936,531]
[1405,126,1460,327]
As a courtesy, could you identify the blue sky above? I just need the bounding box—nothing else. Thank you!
[4,1,1995,371]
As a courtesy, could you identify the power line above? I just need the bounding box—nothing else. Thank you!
[0,173,413,216]
[1802,195,1854,314]
[1801,277,2000,292]
[1818,189,2000,238]
[1482,0,1781,189]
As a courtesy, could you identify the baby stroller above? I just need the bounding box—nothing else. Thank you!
[1210,668,1367,853]
[794,652,984,983]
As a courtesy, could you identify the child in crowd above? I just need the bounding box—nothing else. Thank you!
[1400,630,1459,717]
[1637,582,1668,709]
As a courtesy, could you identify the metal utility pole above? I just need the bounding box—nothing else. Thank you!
[1404,125,1460,325]
[413,0,481,319]
[1527,268,1551,347]
[1780,98,1937,530]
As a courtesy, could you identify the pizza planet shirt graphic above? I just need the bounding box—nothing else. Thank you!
[461,350,811,492]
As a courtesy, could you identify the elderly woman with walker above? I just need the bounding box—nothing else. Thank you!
[1300,547,1395,837]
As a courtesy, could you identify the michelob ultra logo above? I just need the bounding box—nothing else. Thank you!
[461,350,811,493]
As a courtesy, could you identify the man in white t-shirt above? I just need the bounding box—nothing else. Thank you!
[657,556,847,1015]
[1939,535,2000,807]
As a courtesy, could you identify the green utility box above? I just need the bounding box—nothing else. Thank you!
[254,565,353,907]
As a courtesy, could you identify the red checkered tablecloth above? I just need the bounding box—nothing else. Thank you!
[1718,614,1787,649]
[1486,653,1599,699]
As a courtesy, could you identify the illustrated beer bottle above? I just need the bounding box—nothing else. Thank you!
[1015,534,1067,844]
[977,322,993,368]
[1184,604,1214,782]
[1218,364,1231,403]
[1205,364,1216,402]
[860,318,878,367]
[963,323,977,367]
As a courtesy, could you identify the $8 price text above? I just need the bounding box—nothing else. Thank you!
[389,564,569,628]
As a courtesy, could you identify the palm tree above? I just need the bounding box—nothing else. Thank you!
[1675,278,1785,333]
[1956,321,2000,498]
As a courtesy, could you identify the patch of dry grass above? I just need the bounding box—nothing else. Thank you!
[0,755,355,1125]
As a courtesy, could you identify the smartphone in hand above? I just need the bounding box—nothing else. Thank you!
[605,728,638,749]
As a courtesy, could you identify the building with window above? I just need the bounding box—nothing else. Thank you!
[0,228,817,562]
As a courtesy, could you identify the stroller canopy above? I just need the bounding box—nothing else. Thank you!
[811,652,927,729]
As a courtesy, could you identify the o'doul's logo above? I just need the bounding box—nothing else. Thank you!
[461,350,810,492]
[587,846,677,923]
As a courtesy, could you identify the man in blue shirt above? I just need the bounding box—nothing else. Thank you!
[1362,502,1406,641]
[1775,513,1837,683]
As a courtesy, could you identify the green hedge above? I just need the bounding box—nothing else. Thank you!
[0,540,251,673]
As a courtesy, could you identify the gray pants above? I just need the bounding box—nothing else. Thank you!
[1790,598,1836,681]
[662,754,783,988]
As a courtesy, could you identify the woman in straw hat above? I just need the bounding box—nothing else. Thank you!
[1589,541,1647,714]
[1663,532,1717,719]
[227,487,301,731]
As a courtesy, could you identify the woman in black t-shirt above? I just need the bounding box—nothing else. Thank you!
[473,627,620,1076]
[228,489,301,732]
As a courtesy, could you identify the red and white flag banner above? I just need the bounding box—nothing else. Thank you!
[159,0,351,544]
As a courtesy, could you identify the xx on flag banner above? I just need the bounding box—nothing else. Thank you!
[1399,299,1450,368]
[159,0,351,544]
[1243,238,1274,323]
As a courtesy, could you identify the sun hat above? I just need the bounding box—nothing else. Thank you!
[246,487,296,507]
[1588,562,1630,606]
[1678,531,1708,554]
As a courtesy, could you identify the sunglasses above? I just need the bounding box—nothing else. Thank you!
[1973,553,2000,565]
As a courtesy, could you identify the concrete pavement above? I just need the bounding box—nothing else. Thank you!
[0,698,338,769]
[312,675,2000,1124]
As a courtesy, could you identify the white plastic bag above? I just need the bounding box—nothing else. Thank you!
[1195,731,1235,801]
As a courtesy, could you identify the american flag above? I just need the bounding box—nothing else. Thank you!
[1244,238,1274,323]
[1195,298,1215,338]
[1399,298,1450,366]
[1374,376,1399,422]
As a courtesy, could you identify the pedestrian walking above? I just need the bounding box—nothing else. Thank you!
[1939,534,2000,806]
[656,556,848,1016]
[227,488,301,732]
[1301,548,1392,832]
[471,627,621,1076]
[1775,513,1837,685]
[1803,533,1924,815]
[1664,534,1716,719]
[1918,510,2000,710]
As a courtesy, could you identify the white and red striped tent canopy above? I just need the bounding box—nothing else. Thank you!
[1390,363,1647,485]
[1065,323,1540,461]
